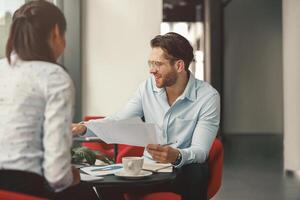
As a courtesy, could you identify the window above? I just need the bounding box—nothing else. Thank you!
[0,0,59,58]
[0,0,25,58]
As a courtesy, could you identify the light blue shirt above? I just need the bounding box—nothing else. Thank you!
[89,73,220,168]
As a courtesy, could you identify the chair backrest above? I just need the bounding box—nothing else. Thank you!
[116,144,145,163]
[83,115,105,121]
[207,138,224,199]
[0,190,47,200]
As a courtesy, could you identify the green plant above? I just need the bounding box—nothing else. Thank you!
[71,147,114,165]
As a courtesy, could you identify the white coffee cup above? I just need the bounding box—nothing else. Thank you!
[122,156,144,175]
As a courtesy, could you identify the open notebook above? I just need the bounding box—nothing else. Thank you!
[142,162,173,173]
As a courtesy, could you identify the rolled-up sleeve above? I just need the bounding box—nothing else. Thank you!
[176,93,220,168]
[42,68,74,192]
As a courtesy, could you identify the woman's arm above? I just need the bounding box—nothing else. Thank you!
[42,67,77,192]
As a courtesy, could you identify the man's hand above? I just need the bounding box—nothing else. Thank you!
[146,144,180,163]
[71,123,87,136]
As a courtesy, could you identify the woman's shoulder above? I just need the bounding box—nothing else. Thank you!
[29,60,65,73]
[24,60,69,80]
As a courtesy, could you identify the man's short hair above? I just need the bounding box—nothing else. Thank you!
[150,32,194,71]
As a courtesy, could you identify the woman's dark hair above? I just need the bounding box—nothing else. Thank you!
[6,0,66,64]
[150,32,194,71]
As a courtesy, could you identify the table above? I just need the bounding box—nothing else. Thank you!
[84,172,176,189]
[82,171,177,200]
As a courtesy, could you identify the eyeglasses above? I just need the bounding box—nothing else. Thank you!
[147,60,166,71]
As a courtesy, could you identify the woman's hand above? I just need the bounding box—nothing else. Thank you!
[71,167,80,186]
[71,123,87,136]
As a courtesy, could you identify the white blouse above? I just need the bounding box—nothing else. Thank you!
[0,54,74,192]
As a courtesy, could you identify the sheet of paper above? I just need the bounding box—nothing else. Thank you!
[86,118,162,146]
[81,164,123,176]
[80,173,104,181]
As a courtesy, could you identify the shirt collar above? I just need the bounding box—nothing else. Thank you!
[179,72,197,101]
[151,72,197,101]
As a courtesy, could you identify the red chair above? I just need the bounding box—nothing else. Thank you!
[0,190,47,200]
[125,138,224,200]
[81,116,115,158]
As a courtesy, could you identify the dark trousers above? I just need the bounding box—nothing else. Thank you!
[0,170,51,198]
[175,162,210,200]
[98,162,210,200]
[0,170,99,200]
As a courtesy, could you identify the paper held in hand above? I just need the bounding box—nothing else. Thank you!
[86,118,162,146]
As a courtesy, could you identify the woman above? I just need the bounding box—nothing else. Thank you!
[0,1,86,199]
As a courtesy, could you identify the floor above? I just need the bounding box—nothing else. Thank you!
[212,134,300,200]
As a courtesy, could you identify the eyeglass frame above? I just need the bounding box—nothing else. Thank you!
[147,58,181,71]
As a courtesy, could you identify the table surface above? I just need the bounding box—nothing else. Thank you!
[82,171,177,189]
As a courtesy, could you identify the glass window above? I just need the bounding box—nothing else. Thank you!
[0,0,59,58]
[0,0,25,58]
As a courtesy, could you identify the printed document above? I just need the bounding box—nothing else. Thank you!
[86,118,162,146]
[81,164,123,176]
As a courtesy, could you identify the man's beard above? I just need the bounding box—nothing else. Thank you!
[156,70,178,88]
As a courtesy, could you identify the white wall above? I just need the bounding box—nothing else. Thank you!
[223,0,283,134]
[82,0,162,116]
[283,0,300,171]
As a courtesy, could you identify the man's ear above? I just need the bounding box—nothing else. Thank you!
[176,60,185,72]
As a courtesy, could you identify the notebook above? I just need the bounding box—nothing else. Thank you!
[142,162,173,173]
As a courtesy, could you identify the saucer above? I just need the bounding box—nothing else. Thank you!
[114,170,152,179]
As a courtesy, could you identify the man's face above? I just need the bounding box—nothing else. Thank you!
[148,47,178,88]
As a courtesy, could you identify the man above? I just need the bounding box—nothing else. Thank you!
[73,32,220,200]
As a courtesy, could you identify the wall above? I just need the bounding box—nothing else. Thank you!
[223,0,283,134]
[82,0,162,116]
[283,0,300,171]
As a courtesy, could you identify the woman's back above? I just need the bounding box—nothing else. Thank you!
[0,1,95,198]
[0,53,75,191]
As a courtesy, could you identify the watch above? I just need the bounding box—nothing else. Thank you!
[173,151,182,166]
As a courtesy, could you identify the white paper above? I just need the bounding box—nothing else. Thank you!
[86,118,162,146]
[81,164,123,176]
[80,173,104,181]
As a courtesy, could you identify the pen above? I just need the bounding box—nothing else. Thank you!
[161,141,177,147]
[91,165,123,172]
